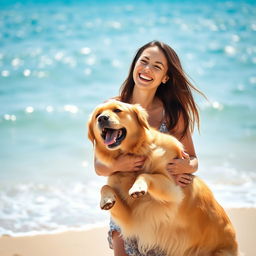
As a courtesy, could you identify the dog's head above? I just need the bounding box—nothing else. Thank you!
[88,100,149,151]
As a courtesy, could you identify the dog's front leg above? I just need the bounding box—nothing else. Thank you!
[101,185,131,224]
[129,173,183,203]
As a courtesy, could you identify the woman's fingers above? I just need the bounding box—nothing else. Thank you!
[134,160,145,166]
[177,181,188,187]
[134,166,143,171]
[179,176,191,184]
[133,156,146,171]
[174,174,194,187]
[167,156,191,174]
[181,151,190,159]
[167,162,179,174]
[134,156,147,164]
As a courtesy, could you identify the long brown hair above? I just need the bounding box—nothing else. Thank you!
[119,40,205,138]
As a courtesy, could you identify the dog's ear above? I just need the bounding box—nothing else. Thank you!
[87,113,95,144]
[132,104,150,129]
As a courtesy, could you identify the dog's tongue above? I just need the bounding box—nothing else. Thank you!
[104,129,119,145]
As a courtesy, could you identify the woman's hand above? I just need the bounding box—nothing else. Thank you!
[167,151,195,187]
[167,151,195,175]
[172,173,193,187]
[112,154,146,173]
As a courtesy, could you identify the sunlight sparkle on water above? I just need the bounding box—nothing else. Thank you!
[46,106,54,112]
[224,46,236,56]
[82,161,88,168]
[64,105,78,114]
[80,47,91,55]
[86,57,96,66]
[249,77,256,84]
[25,106,34,113]
[23,69,31,77]
[212,101,223,111]
[54,52,64,61]
[1,70,10,77]
[4,114,16,121]
[12,58,23,68]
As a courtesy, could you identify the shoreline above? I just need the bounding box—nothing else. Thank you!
[0,222,108,238]
[0,208,255,256]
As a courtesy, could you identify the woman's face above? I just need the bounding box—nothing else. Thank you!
[133,46,169,91]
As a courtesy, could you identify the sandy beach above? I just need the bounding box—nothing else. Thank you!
[0,208,255,256]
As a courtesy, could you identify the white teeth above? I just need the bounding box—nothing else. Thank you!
[139,74,152,81]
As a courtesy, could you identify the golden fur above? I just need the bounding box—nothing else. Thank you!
[88,100,238,256]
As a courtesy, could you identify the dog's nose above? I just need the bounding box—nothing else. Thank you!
[98,115,109,123]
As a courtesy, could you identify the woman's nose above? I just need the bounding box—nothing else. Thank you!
[143,65,151,72]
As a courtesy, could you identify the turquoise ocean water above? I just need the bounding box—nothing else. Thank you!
[0,0,256,235]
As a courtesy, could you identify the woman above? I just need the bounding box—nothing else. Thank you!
[94,40,205,256]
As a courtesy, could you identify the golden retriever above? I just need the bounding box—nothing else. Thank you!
[88,100,238,256]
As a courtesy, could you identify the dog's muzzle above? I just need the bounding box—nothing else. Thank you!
[98,115,110,128]
[98,115,127,148]
[101,127,126,147]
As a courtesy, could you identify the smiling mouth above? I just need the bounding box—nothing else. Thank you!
[101,127,127,148]
[139,73,153,82]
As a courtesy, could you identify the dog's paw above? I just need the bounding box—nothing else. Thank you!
[129,190,146,198]
[100,197,116,210]
[129,180,148,199]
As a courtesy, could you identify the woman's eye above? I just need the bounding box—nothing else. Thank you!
[140,59,147,64]
[154,65,161,70]
[113,109,122,113]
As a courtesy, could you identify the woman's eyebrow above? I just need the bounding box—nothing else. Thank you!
[141,56,150,60]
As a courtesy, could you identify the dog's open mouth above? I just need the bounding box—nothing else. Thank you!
[101,128,127,148]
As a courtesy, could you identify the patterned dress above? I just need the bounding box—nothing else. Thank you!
[107,121,169,256]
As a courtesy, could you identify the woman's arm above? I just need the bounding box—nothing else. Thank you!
[167,114,198,186]
[167,112,198,173]
[94,157,115,176]
[94,155,146,176]
[171,129,198,174]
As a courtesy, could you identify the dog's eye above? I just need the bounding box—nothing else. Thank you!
[95,113,101,118]
[113,109,122,113]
